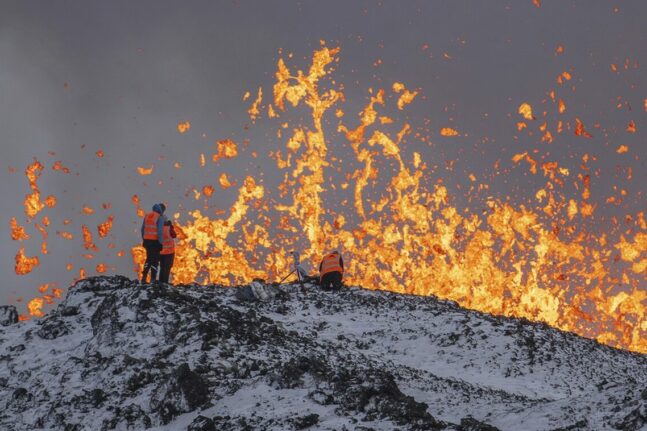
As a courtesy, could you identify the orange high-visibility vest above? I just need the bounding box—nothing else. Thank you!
[160,225,175,255]
[320,253,343,281]
[143,212,160,240]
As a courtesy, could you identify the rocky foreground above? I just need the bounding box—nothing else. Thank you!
[0,276,645,430]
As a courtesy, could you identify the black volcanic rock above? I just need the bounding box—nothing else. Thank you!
[102,403,151,430]
[275,354,329,389]
[174,363,210,409]
[36,316,70,339]
[60,306,79,316]
[333,368,442,429]
[548,419,589,430]
[458,417,501,430]
[613,404,647,431]
[0,305,18,326]
[290,413,320,429]
[150,363,210,424]
[187,415,216,431]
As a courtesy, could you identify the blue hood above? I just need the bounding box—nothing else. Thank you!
[152,203,164,214]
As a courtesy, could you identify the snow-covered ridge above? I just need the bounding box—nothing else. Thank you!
[0,276,645,430]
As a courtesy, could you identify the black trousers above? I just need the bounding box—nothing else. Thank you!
[159,253,174,284]
[142,239,162,282]
[320,271,343,291]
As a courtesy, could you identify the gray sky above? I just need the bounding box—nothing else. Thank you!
[1,1,645,311]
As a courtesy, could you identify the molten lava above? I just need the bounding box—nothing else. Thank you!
[134,46,643,353]
[9,45,646,355]
[15,247,39,275]
[177,121,191,134]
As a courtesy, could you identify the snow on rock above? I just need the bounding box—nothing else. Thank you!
[0,305,18,326]
[0,275,645,430]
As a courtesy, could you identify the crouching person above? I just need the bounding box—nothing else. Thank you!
[159,220,176,284]
[319,250,344,291]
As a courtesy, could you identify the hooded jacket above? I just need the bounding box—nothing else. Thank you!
[141,203,166,244]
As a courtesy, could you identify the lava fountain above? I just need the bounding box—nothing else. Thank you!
[11,44,646,354]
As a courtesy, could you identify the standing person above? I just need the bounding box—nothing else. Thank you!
[319,250,344,291]
[159,220,176,284]
[141,203,166,283]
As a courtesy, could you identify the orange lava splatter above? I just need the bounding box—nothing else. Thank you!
[177,120,191,134]
[52,161,70,174]
[10,217,30,241]
[97,215,114,238]
[440,127,460,137]
[248,87,263,123]
[131,194,145,218]
[202,185,214,197]
[212,139,239,162]
[44,195,57,208]
[219,173,234,189]
[574,117,592,138]
[392,82,418,110]
[27,298,44,318]
[57,231,74,240]
[82,225,98,251]
[518,102,534,120]
[23,159,45,218]
[137,165,154,176]
[15,247,39,275]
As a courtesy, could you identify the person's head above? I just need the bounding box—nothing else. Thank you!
[331,250,339,255]
[152,203,166,214]
[164,220,172,226]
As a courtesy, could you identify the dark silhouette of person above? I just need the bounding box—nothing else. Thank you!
[141,203,166,283]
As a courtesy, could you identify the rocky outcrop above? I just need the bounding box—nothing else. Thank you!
[0,305,18,326]
[150,363,210,424]
[0,276,644,430]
